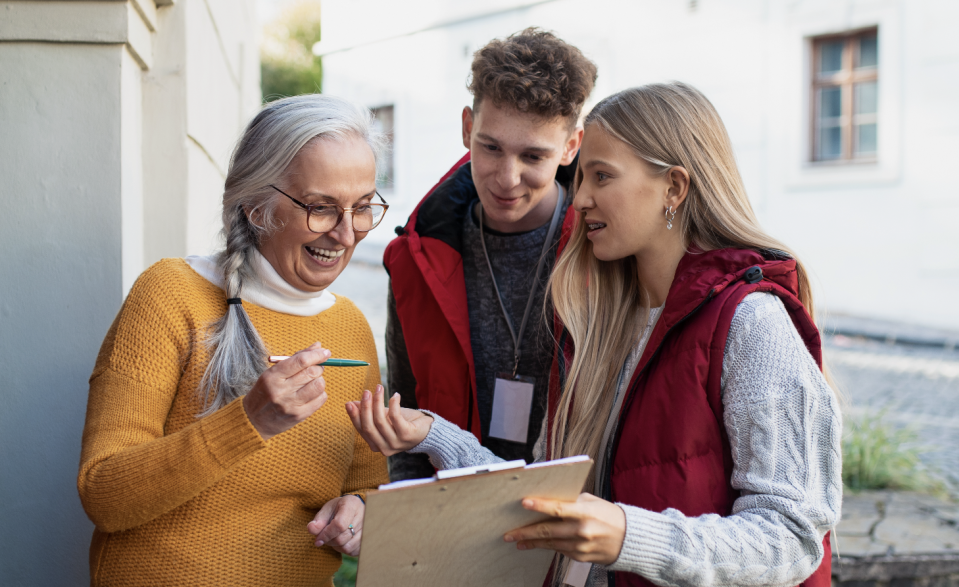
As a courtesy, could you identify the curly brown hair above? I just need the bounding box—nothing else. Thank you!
[469,28,597,128]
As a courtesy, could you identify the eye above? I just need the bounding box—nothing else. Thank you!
[596,172,610,182]
[524,153,544,162]
[353,203,373,214]
[310,204,339,217]
[482,143,500,152]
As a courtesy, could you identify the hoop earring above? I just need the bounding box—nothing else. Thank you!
[665,206,677,230]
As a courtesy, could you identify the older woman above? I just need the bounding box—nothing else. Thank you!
[78,95,390,586]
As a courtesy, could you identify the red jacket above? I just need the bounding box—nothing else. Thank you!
[383,153,577,439]
[549,247,831,587]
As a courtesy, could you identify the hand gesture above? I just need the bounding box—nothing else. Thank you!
[308,495,364,556]
[242,342,330,440]
[345,385,433,456]
[503,493,626,565]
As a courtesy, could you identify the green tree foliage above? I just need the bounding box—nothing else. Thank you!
[261,1,323,100]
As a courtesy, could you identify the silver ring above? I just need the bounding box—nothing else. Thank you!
[348,524,355,537]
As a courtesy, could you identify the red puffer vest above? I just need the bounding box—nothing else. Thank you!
[548,247,831,587]
[384,153,578,439]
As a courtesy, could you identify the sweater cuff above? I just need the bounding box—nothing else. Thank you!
[408,410,461,470]
[199,397,266,469]
[608,504,675,577]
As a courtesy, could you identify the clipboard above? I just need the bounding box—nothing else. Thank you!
[356,456,593,587]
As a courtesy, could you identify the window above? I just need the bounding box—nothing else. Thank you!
[371,105,394,191]
[811,29,878,162]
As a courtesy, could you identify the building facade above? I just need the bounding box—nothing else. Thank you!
[320,0,959,331]
[0,1,259,583]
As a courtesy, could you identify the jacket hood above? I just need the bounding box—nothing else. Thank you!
[660,247,800,332]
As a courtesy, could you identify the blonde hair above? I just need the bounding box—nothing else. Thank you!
[548,82,823,483]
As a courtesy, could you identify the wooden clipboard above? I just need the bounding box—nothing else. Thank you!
[356,457,592,587]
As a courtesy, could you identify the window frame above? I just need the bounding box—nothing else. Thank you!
[810,27,879,164]
[370,104,395,194]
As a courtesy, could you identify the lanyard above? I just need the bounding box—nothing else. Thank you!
[478,183,565,377]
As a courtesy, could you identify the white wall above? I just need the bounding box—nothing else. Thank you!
[321,0,959,330]
[0,1,259,584]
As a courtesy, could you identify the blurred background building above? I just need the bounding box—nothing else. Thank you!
[320,0,959,332]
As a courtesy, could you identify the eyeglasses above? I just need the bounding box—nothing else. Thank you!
[270,185,389,234]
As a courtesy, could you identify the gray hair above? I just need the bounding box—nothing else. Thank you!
[197,94,388,417]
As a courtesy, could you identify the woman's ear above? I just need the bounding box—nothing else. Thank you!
[665,166,691,211]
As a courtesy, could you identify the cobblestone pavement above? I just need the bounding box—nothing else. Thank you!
[838,491,959,556]
[331,260,959,490]
[825,335,959,491]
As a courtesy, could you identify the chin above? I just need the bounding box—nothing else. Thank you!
[588,245,621,263]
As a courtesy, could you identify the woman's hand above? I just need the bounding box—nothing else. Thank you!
[503,493,627,565]
[242,342,330,441]
[308,495,364,556]
[345,385,433,456]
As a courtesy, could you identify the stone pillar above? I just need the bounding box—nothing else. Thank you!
[0,1,259,583]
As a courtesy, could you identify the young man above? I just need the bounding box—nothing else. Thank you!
[384,29,597,480]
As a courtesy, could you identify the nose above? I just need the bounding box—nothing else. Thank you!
[328,211,356,248]
[572,181,593,213]
[493,157,522,192]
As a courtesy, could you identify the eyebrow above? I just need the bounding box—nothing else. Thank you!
[581,159,616,169]
[301,189,378,203]
[476,133,556,154]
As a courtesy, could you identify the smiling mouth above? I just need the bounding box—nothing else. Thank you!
[587,222,607,230]
[305,246,345,262]
[490,193,522,204]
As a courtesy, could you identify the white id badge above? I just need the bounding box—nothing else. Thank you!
[488,373,535,443]
[564,560,592,587]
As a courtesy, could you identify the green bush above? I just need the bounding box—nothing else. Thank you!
[333,555,357,587]
[842,411,942,493]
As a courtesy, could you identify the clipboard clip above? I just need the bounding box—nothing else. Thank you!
[435,459,526,480]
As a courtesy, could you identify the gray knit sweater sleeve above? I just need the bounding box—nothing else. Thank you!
[410,292,842,587]
[410,410,506,470]
[609,293,842,587]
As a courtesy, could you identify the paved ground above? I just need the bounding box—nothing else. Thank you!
[825,334,959,492]
[838,491,959,556]
[331,260,959,492]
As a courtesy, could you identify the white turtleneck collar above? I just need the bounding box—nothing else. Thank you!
[185,249,337,317]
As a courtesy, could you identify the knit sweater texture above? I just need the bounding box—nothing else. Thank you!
[78,258,388,587]
[411,293,843,587]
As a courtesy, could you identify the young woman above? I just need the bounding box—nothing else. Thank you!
[349,82,842,587]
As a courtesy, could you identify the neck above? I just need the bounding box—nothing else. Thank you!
[634,237,687,308]
[479,181,560,233]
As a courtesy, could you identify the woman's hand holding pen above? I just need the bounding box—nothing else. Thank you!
[243,342,330,441]
[504,493,627,565]
[345,385,433,456]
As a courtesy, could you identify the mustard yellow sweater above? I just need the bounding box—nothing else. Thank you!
[78,258,388,586]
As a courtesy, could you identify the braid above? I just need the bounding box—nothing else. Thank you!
[196,207,269,417]
[193,94,388,417]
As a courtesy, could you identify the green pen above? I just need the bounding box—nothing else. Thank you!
[268,355,370,367]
